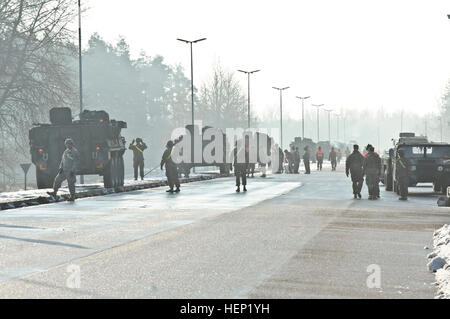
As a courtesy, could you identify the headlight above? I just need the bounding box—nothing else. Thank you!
[438,166,444,172]
[410,165,416,171]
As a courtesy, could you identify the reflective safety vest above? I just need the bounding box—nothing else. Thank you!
[135,145,144,153]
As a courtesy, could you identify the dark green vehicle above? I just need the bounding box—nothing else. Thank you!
[29,107,127,189]
[383,133,450,194]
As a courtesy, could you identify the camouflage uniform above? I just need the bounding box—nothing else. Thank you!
[161,142,180,192]
[396,156,409,200]
[363,151,381,199]
[53,145,80,198]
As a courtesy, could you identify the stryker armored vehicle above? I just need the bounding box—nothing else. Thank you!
[175,126,274,177]
[175,124,232,177]
[290,137,317,163]
[29,107,127,189]
[383,132,450,194]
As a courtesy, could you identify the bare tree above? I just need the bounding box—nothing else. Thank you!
[0,0,77,188]
[198,63,248,129]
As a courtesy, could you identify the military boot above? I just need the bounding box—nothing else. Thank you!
[236,186,240,192]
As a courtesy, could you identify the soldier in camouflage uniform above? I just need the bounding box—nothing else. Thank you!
[396,149,410,200]
[363,144,381,200]
[160,140,180,193]
[47,138,80,201]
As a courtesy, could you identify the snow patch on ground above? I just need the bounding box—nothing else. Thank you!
[428,224,450,299]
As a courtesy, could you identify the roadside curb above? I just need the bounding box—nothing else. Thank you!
[0,173,229,211]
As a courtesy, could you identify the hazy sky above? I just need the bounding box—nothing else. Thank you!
[82,0,450,120]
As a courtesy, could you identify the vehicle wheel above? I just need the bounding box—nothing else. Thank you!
[385,168,393,191]
[103,155,114,188]
[36,167,54,189]
[118,155,124,186]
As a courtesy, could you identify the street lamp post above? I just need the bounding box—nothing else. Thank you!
[78,0,84,184]
[296,96,310,139]
[323,109,333,142]
[273,87,290,149]
[312,104,324,142]
[238,69,260,128]
[177,38,206,171]
[177,38,206,127]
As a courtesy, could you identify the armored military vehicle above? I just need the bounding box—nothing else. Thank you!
[290,137,317,163]
[383,132,450,194]
[175,124,232,177]
[175,126,274,177]
[29,107,127,189]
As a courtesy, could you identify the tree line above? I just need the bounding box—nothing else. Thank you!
[0,0,249,189]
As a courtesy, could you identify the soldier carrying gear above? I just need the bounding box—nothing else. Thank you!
[396,149,410,200]
[316,146,324,171]
[363,144,381,200]
[160,140,180,193]
[346,144,364,199]
[303,146,311,174]
[329,147,337,171]
[129,137,147,180]
[47,138,80,201]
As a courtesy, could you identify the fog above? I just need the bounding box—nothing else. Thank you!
[1,0,450,191]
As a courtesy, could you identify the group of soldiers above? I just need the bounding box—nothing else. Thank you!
[345,143,409,200]
[46,136,410,202]
[281,145,343,174]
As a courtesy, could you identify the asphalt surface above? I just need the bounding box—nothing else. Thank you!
[0,164,449,298]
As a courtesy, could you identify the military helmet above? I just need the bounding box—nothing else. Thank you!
[64,138,74,145]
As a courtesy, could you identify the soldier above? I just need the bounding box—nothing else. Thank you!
[233,141,249,192]
[316,146,324,171]
[129,138,147,180]
[363,144,381,200]
[47,138,80,201]
[345,144,364,199]
[284,149,293,173]
[292,147,300,174]
[396,149,409,200]
[303,146,311,174]
[329,147,337,171]
[160,140,180,193]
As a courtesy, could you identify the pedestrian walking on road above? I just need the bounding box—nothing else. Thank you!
[329,147,337,171]
[316,146,324,171]
[363,144,381,200]
[47,138,80,202]
[129,137,147,180]
[160,140,180,193]
[396,149,410,200]
[303,146,311,174]
[345,144,364,199]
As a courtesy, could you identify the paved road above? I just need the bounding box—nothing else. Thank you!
[0,165,449,298]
